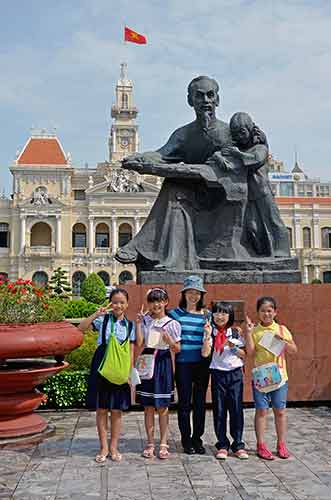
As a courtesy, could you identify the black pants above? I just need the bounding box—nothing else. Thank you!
[211,367,245,452]
[175,361,210,448]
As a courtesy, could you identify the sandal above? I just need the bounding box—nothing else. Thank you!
[257,442,275,460]
[110,450,122,462]
[142,443,155,458]
[158,444,170,459]
[95,452,109,463]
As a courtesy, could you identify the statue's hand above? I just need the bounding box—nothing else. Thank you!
[122,153,147,172]
[206,151,226,168]
[221,146,242,159]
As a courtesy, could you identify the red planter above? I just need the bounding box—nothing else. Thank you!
[0,322,83,440]
[0,321,83,359]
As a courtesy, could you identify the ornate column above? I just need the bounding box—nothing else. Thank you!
[294,216,302,248]
[315,265,320,280]
[20,215,26,255]
[134,216,140,235]
[56,215,62,254]
[313,215,320,248]
[88,217,94,254]
[111,216,118,253]
[303,265,309,284]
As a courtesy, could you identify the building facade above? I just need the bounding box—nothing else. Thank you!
[1,67,331,287]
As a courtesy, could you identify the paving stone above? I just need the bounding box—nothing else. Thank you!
[1,408,331,500]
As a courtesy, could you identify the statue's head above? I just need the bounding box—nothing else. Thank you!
[229,112,254,147]
[187,76,220,124]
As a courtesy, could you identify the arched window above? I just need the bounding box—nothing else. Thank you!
[121,93,128,109]
[321,227,331,249]
[0,223,9,248]
[303,227,312,248]
[72,223,87,248]
[95,223,109,248]
[118,270,134,284]
[118,223,132,247]
[98,271,110,286]
[287,227,293,248]
[30,222,51,247]
[323,271,331,283]
[32,271,48,288]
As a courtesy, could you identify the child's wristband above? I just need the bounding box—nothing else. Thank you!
[230,346,239,354]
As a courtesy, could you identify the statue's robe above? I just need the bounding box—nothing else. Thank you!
[240,144,290,258]
[117,119,251,271]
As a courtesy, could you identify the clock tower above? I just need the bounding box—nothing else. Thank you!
[109,63,139,163]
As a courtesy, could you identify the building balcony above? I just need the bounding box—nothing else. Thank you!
[94,247,110,254]
[72,247,88,255]
[25,246,55,256]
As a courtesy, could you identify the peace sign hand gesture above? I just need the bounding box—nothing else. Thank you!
[136,304,148,324]
[204,318,212,341]
[93,302,113,319]
[244,315,254,335]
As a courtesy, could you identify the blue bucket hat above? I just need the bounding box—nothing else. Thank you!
[180,275,206,293]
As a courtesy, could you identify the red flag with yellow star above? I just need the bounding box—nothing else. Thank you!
[124,26,147,44]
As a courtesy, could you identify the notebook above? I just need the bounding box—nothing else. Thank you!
[258,330,285,356]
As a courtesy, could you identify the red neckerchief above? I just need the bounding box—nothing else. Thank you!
[214,325,227,354]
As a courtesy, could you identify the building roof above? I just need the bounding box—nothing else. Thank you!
[292,161,304,174]
[16,135,69,166]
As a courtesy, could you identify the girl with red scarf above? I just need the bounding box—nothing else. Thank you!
[202,301,248,460]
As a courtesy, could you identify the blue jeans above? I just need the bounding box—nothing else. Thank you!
[253,381,288,410]
[211,368,245,452]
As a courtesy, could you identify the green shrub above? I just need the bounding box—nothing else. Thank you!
[311,278,322,284]
[63,298,98,318]
[40,370,89,409]
[49,267,71,299]
[81,273,106,305]
[65,329,98,370]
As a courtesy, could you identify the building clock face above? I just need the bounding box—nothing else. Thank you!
[120,138,129,148]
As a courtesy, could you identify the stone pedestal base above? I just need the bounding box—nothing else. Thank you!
[137,257,301,284]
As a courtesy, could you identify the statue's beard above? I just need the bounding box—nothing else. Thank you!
[197,109,214,130]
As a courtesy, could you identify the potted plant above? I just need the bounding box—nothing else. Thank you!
[0,275,83,442]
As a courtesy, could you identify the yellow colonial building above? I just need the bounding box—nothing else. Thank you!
[1,64,331,287]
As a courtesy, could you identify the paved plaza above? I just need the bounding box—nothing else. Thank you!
[0,407,330,500]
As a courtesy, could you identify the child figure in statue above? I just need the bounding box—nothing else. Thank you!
[221,112,290,258]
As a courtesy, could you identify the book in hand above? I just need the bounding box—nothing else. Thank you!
[146,327,167,349]
[258,331,285,356]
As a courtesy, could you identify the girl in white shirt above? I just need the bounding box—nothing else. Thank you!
[202,301,248,460]
[136,288,181,459]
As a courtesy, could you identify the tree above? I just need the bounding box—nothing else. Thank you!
[81,273,106,305]
[49,267,72,300]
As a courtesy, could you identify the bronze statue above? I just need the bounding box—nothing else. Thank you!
[115,76,291,277]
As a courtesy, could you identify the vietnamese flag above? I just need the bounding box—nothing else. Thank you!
[124,26,147,45]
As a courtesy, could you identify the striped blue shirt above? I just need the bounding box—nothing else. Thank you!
[169,307,207,363]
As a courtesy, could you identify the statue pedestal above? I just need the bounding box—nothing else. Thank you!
[137,257,301,284]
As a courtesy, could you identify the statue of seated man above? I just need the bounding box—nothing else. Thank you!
[115,76,289,272]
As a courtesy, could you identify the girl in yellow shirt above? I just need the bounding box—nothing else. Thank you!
[245,296,297,460]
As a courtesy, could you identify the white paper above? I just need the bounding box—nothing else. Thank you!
[130,367,141,386]
[258,330,285,356]
[146,327,167,349]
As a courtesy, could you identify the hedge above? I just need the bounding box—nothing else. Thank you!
[40,370,89,409]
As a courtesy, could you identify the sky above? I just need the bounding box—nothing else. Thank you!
[1,0,331,193]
